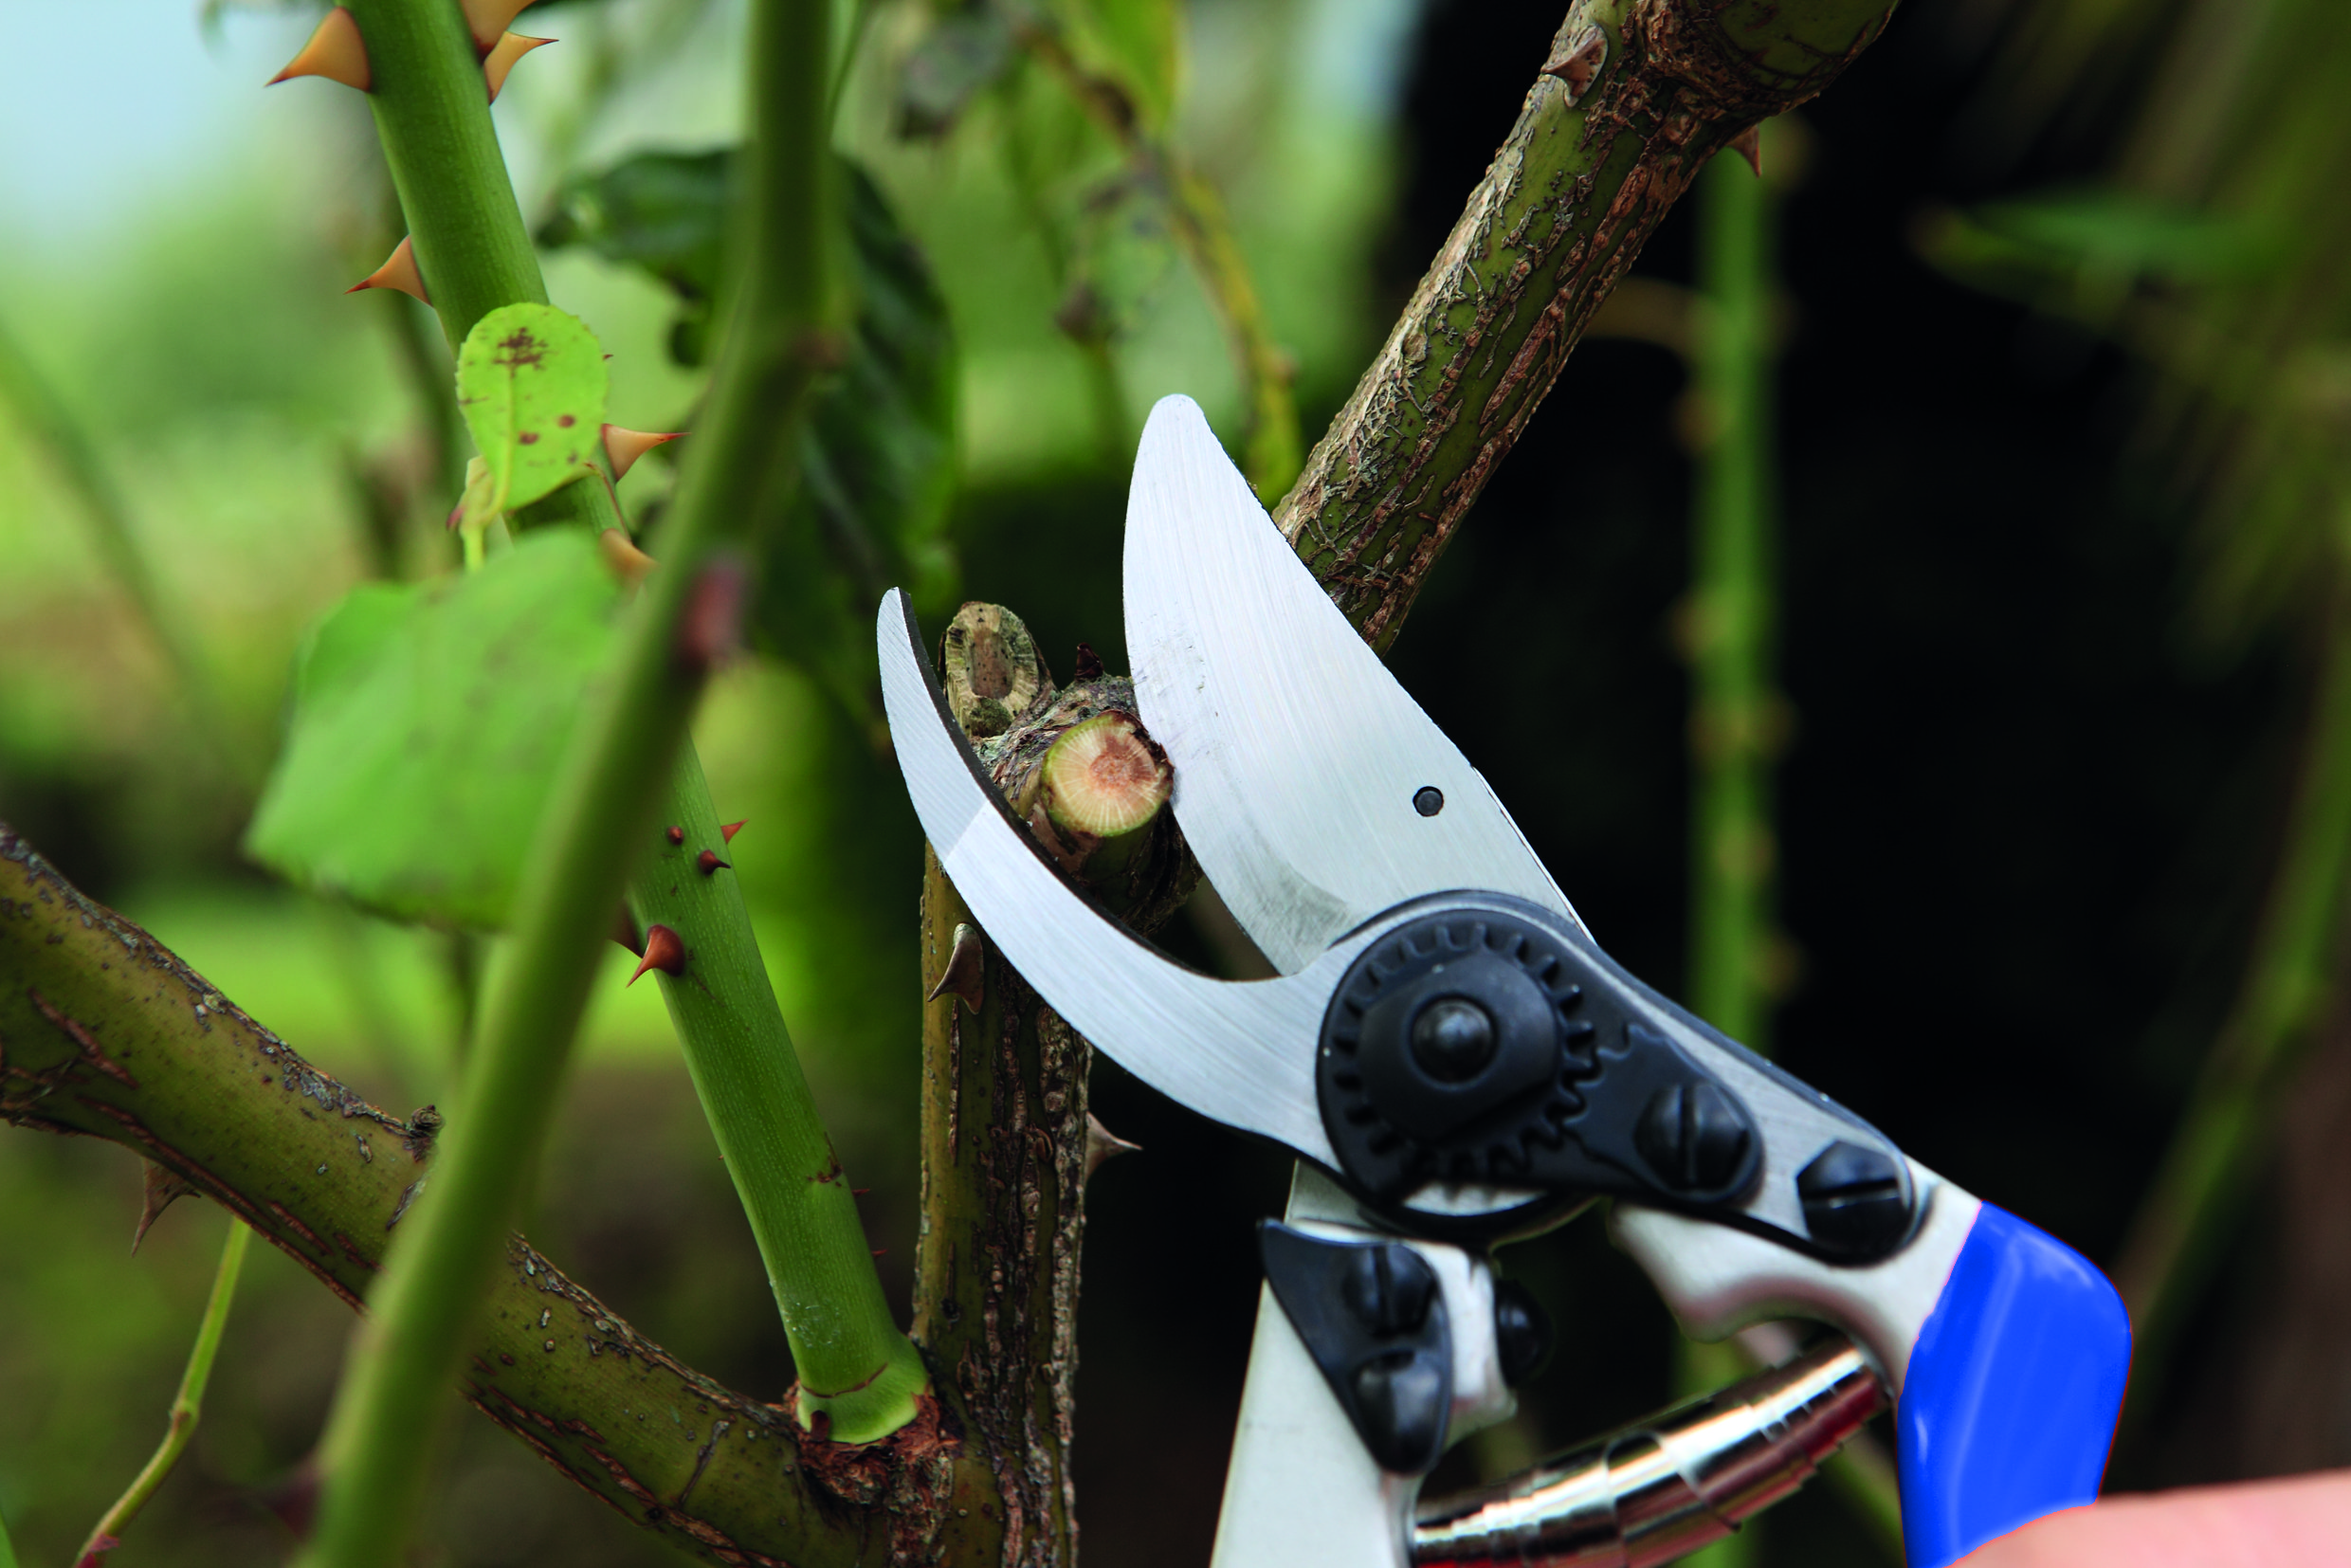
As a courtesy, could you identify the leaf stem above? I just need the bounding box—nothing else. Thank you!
[74,1220,252,1568]
[1015,28,1300,498]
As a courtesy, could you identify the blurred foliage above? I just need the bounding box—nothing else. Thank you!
[542,152,959,715]
[1921,0,2351,1445]
[1931,0,2351,647]
[539,149,735,366]
[243,532,621,930]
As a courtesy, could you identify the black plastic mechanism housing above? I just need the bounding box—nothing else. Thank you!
[1260,1223,1454,1474]
[1315,907,1764,1212]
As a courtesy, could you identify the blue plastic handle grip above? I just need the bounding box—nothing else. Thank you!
[1896,1203,2132,1568]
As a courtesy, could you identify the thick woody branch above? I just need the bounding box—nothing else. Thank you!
[1275,0,1900,647]
[0,828,920,1568]
[912,605,1193,1567]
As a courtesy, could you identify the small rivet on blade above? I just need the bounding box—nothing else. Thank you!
[1412,786,1445,817]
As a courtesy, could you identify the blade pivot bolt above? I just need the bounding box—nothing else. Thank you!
[1795,1140,1912,1258]
[1411,997,1497,1083]
[1412,786,1445,817]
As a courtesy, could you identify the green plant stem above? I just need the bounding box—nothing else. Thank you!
[342,0,920,1443]
[2110,590,2351,1404]
[627,751,927,1434]
[74,1220,251,1568]
[1685,136,1780,1051]
[1674,137,1777,1568]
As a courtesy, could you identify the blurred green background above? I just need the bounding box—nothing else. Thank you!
[4,0,2349,1564]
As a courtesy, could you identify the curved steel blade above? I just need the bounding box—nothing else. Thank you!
[1123,395,1578,975]
[879,589,1343,1167]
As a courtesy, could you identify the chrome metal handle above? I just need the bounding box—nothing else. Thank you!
[1412,1335,1885,1567]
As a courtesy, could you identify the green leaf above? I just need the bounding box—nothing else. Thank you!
[1054,167,1177,345]
[537,152,733,365]
[895,6,1019,138]
[538,153,960,711]
[1055,0,1180,136]
[1923,189,2279,294]
[454,302,609,513]
[244,532,623,928]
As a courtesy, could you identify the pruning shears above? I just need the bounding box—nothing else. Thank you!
[878,396,2131,1568]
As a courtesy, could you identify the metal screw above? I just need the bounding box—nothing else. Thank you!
[1412,786,1445,817]
[1796,1140,1911,1257]
[1634,1081,1754,1193]
[1340,1243,1435,1336]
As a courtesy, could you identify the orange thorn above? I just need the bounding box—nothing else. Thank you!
[628,924,686,985]
[1729,124,1763,177]
[483,33,555,102]
[463,0,539,53]
[721,820,746,844]
[269,6,371,91]
[697,849,731,875]
[596,527,657,590]
[602,424,685,483]
[347,236,429,304]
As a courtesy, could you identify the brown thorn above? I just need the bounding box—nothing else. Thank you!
[133,1160,199,1255]
[1539,26,1606,104]
[665,826,685,845]
[925,922,986,1014]
[602,424,684,483]
[696,849,731,875]
[611,903,645,957]
[1072,641,1105,681]
[269,6,371,91]
[720,819,746,844]
[483,32,554,102]
[628,924,685,985]
[1729,123,1764,177]
[462,0,539,53]
[672,556,746,676]
[346,235,429,304]
[1084,1113,1141,1183]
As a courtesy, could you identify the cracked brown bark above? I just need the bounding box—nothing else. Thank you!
[913,606,1193,1568]
[0,826,947,1568]
[1274,0,1900,648]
